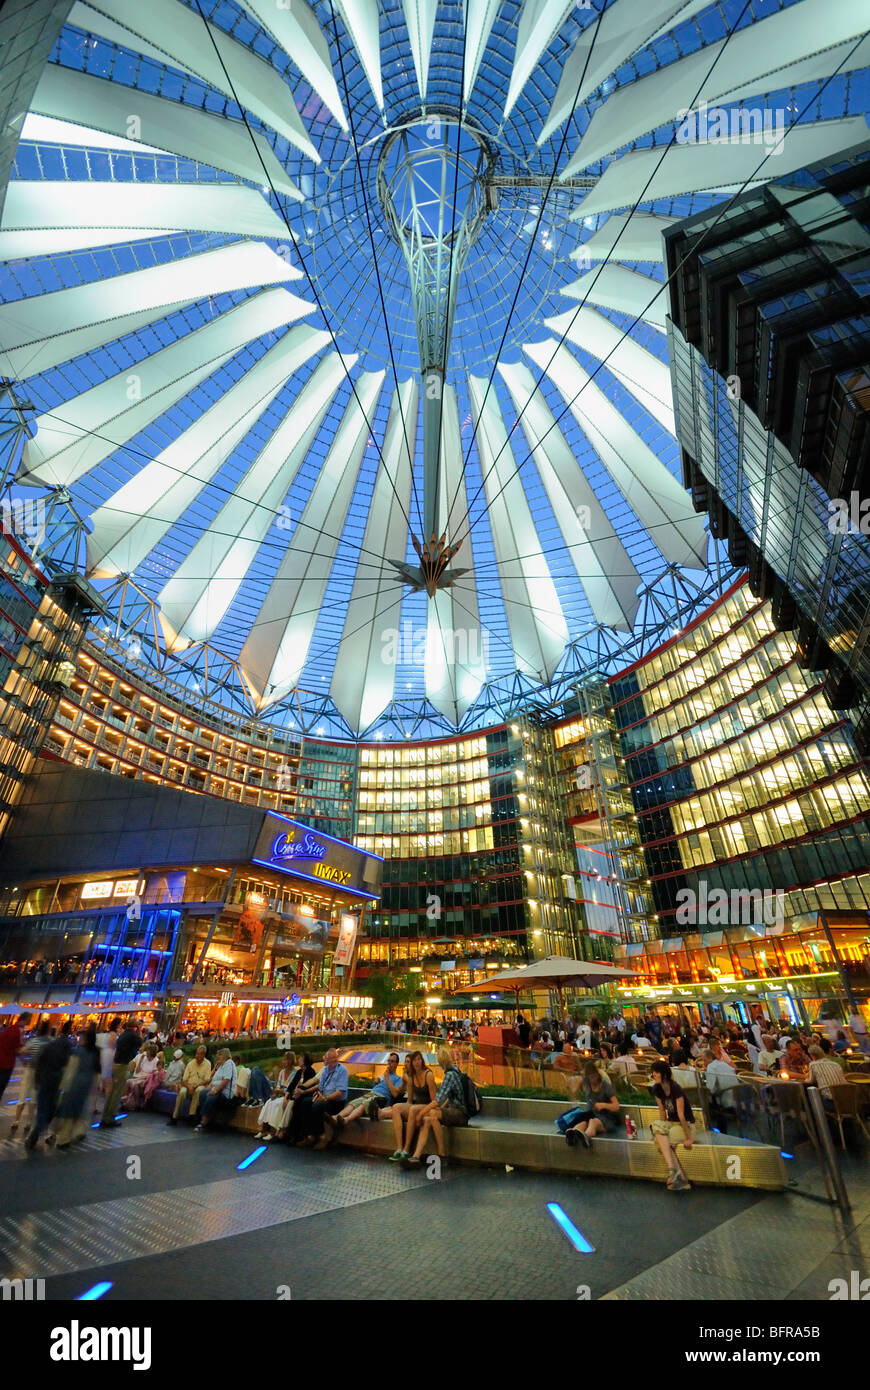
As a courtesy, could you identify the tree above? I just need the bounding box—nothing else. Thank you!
[365,967,424,1015]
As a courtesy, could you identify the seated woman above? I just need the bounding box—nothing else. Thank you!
[649,1060,695,1192]
[608,1039,639,1079]
[255,1054,299,1140]
[327,1052,405,1134]
[123,1043,160,1110]
[552,1042,582,1098]
[162,1050,186,1090]
[273,1053,319,1141]
[142,1049,166,1108]
[558,1061,621,1150]
[404,1046,469,1166]
[669,1049,700,1092]
[388,1050,435,1162]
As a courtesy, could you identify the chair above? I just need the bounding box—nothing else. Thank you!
[734,1084,766,1142]
[827,1084,870,1147]
[759,1081,807,1149]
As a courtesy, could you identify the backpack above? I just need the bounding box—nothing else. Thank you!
[458,1069,483,1117]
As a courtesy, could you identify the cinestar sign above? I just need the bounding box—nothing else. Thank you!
[272,831,327,863]
[252,814,383,900]
[271,831,351,885]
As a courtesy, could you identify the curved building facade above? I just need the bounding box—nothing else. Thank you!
[0,574,867,1027]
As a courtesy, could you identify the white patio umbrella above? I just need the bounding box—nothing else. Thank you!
[453,955,640,1023]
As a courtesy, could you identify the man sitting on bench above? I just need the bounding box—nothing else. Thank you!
[195,1047,238,1131]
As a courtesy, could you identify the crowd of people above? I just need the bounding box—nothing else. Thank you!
[548,1008,868,1191]
[0,1003,865,1177]
[0,1014,478,1165]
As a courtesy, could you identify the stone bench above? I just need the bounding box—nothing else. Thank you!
[331,1095,785,1190]
[149,1087,786,1190]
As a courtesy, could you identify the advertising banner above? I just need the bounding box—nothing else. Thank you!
[272,904,331,958]
[233,892,267,954]
[333,913,358,967]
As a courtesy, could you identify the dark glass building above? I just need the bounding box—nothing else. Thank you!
[664,140,870,732]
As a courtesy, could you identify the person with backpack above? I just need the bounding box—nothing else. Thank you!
[556,1060,621,1150]
[403,1046,475,1167]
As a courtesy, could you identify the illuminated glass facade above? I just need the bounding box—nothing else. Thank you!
[611,579,870,929]
[609,578,870,1024]
[665,142,870,714]
[0,542,104,840]
[6,576,868,1023]
[354,717,582,980]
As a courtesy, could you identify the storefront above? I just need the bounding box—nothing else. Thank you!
[0,763,382,1029]
[615,912,870,1029]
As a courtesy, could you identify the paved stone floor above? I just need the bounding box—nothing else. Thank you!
[1,1076,867,1301]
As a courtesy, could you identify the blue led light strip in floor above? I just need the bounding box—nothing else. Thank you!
[547,1202,595,1253]
[237,1146,267,1171]
[77,1281,113,1300]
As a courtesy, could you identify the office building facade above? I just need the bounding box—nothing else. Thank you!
[664,141,870,729]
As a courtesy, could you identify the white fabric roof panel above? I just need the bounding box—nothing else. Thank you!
[1,182,293,245]
[539,0,712,145]
[29,65,302,199]
[426,383,487,722]
[561,264,668,329]
[241,370,387,705]
[497,359,641,631]
[525,337,707,569]
[403,0,438,104]
[462,0,501,105]
[505,0,577,120]
[71,0,319,162]
[19,287,310,489]
[571,1,870,170]
[330,378,418,732]
[0,241,308,380]
[468,373,568,682]
[575,213,676,264]
[574,117,870,217]
[85,326,328,578]
[544,306,675,434]
[243,0,348,130]
[159,346,344,649]
[334,0,384,110]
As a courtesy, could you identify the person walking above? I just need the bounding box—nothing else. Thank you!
[95,1016,120,1116]
[55,1025,101,1147]
[25,1021,72,1152]
[11,1018,49,1135]
[0,1012,26,1103]
[101,1019,140,1127]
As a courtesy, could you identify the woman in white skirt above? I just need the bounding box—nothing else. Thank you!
[255,1054,297,1139]
[256,1053,318,1141]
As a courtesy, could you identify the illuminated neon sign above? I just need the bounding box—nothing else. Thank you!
[269,830,352,886]
[271,831,327,863]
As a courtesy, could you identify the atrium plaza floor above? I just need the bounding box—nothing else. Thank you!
[2,1084,868,1303]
